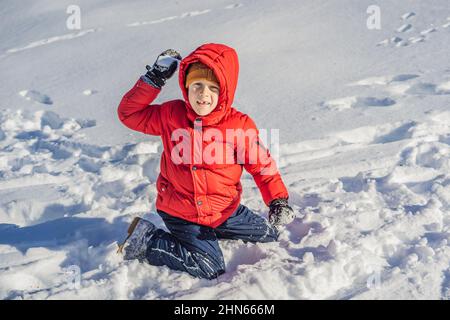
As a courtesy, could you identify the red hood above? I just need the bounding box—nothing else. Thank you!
[179,43,239,126]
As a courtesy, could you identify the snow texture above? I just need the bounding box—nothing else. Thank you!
[0,0,450,300]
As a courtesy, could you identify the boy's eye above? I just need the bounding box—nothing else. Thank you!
[192,83,219,93]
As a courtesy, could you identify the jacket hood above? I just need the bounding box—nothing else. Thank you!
[179,43,239,126]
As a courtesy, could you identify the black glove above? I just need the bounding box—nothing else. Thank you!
[143,49,182,89]
[268,198,295,227]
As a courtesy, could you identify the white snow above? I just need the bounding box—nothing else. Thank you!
[19,90,53,105]
[397,24,413,33]
[401,12,416,21]
[82,89,97,96]
[6,29,97,54]
[1,0,450,300]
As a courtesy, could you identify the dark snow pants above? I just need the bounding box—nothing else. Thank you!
[145,204,278,280]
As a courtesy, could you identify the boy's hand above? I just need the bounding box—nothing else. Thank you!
[143,49,182,89]
[268,198,295,227]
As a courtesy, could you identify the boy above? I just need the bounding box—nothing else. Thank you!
[117,44,294,279]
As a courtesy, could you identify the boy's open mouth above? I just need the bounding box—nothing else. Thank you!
[197,101,210,106]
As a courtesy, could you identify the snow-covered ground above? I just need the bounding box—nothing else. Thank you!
[1,0,449,299]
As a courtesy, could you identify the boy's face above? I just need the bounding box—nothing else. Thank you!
[188,79,220,116]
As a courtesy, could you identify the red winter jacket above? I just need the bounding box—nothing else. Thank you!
[117,43,288,228]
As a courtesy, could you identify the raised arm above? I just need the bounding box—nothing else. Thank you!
[117,49,182,136]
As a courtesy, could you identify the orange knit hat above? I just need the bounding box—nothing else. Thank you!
[185,62,219,88]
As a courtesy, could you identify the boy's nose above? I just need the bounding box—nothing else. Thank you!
[199,87,210,96]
